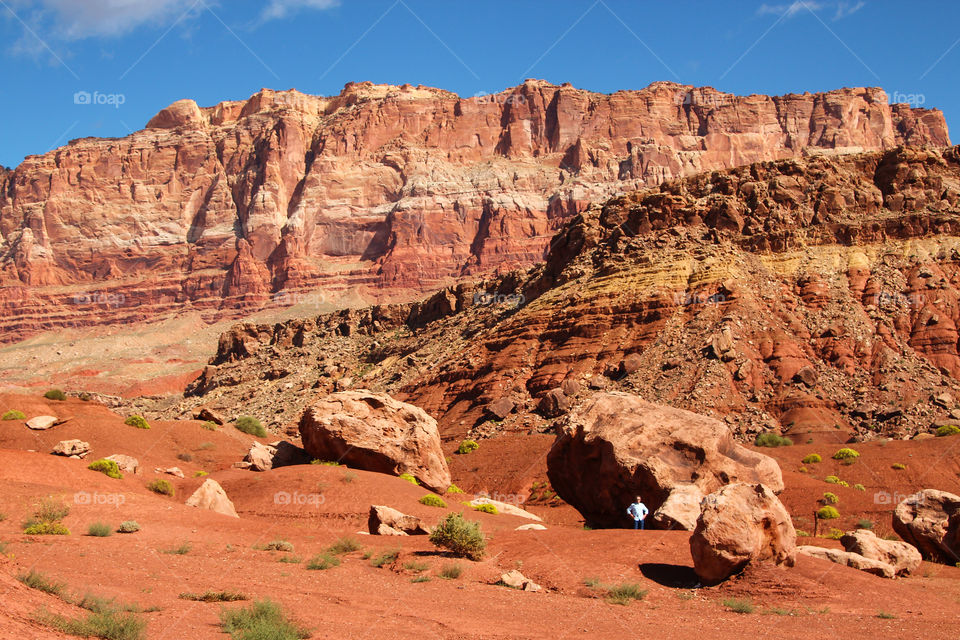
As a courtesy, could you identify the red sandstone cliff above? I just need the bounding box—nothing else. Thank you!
[0,80,949,340]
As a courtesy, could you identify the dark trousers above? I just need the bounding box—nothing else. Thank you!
[633,519,644,530]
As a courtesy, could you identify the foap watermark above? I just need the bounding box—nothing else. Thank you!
[273,491,325,507]
[673,292,726,307]
[473,291,525,307]
[74,491,125,507]
[474,490,526,507]
[74,90,126,108]
[674,90,734,109]
[867,291,925,309]
[272,290,331,308]
[474,91,526,106]
[873,490,925,506]
[889,91,925,108]
[71,292,125,307]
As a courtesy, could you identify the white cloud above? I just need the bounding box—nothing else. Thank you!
[260,0,340,21]
[756,1,863,20]
[833,1,865,19]
[12,0,203,40]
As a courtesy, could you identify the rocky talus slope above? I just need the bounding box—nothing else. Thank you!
[133,146,960,455]
[0,81,948,340]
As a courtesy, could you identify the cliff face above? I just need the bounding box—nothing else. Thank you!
[0,80,949,340]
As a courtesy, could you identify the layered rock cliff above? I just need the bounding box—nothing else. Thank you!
[0,80,949,341]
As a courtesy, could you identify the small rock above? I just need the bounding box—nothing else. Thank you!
[486,397,515,421]
[797,545,895,578]
[159,467,185,478]
[560,379,581,397]
[106,454,140,474]
[515,523,547,531]
[26,415,59,430]
[368,505,429,535]
[185,479,239,518]
[621,353,643,375]
[793,367,818,387]
[499,569,541,592]
[537,388,571,418]
[52,440,90,457]
[194,407,226,425]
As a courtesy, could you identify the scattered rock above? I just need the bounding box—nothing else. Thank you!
[689,483,796,584]
[470,497,542,521]
[547,393,783,527]
[243,440,310,472]
[185,479,239,518]
[620,353,644,376]
[368,505,429,535]
[651,484,704,531]
[797,545,895,578]
[106,454,140,474]
[245,442,274,472]
[158,467,185,478]
[499,570,541,592]
[486,397,515,421]
[892,489,960,564]
[515,523,548,531]
[299,390,451,491]
[26,415,59,430]
[537,388,571,418]
[560,379,581,396]
[194,406,226,425]
[840,529,922,575]
[51,440,90,457]
[793,366,818,387]
[232,461,253,470]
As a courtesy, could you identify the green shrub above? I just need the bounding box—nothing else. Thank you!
[754,433,792,447]
[178,590,247,602]
[306,553,341,570]
[823,492,839,505]
[326,537,362,555]
[473,503,498,515]
[722,597,755,614]
[18,569,66,595]
[439,562,463,579]
[33,497,70,522]
[824,475,841,484]
[410,575,430,583]
[258,540,294,552]
[76,593,144,614]
[278,555,302,564]
[200,421,218,431]
[817,506,840,520]
[801,453,822,464]
[419,495,447,508]
[25,521,70,535]
[39,610,147,640]
[854,483,866,491]
[369,549,400,568]
[456,439,479,455]
[124,415,150,430]
[824,527,844,540]
[892,462,906,470]
[87,522,113,537]
[857,519,874,530]
[403,560,428,573]
[1,409,25,420]
[795,530,810,537]
[44,389,67,401]
[311,459,340,466]
[117,521,140,533]
[162,543,191,555]
[446,484,464,494]
[220,599,309,640]
[193,471,208,477]
[832,448,860,461]
[234,416,266,437]
[429,513,486,560]
[935,424,960,437]
[605,583,648,605]
[146,479,174,497]
[876,611,896,619]
[88,459,123,480]
[398,473,419,485]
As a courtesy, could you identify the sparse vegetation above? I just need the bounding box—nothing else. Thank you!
[410,575,430,583]
[123,415,150,430]
[824,475,841,484]
[823,528,844,540]
[24,521,71,535]
[403,560,429,573]
[88,459,123,480]
[446,484,464,494]
[398,473,419,485]
[429,513,486,560]
[234,416,266,437]
[935,424,960,437]
[326,537,362,555]
[23,497,70,535]
[817,506,840,520]
[419,494,447,508]
[605,583,648,605]
[795,530,810,537]
[278,555,301,564]
[87,522,113,537]
[219,599,310,640]
[193,470,208,477]
[822,492,839,505]
[722,597,755,614]
[306,552,341,570]
[439,562,463,579]
[162,542,191,555]
[44,388,67,401]
[258,540,294,552]
[832,447,860,461]
[854,483,866,491]
[117,521,140,533]
[341,471,357,483]
[18,569,66,596]
[456,439,479,454]
[177,452,193,462]
[754,433,792,447]
[876,611,896,619]
[200,421,218,431]
[146,479,174,497]
[473,503,498,515]
[892,462,906,470]
[179,590,247,602]
[801,453,822,464]
[38,609,147,640]
[857,519,874,530]
[2,409,25,420]
[369,548,400,568]
[311,459,340,466]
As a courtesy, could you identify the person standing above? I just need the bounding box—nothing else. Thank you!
[627,496,649,530]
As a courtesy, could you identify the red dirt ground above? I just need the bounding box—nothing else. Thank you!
[2,392,960,639]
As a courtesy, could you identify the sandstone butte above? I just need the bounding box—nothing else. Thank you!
[0,79,949,341]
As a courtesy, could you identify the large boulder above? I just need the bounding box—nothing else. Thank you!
[797,546,895,578]
[651,484,704,531]
[26,415,59,430]
[547,393,783,527]
[841,529,922,575]
[689,483,796,584]
[892,489,960,564]
[299,390,450,491]
[185,479,239,518]
[368,505,429,535]
[244,441,311,472]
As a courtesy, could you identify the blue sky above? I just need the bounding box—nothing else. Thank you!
[0,0,957,169]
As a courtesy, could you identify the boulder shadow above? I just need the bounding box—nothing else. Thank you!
[638,563,700,588]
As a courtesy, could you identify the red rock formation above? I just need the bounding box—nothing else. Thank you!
[0,81,949,341]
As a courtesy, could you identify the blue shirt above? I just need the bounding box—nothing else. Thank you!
[627,502,648,520]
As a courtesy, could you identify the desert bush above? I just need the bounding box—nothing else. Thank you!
[44,389,67,401]
[234,416,266,437]
[326,537,362,555]
[456,439,479,454]
[419,495,447,508]
[439,562,463,579]
[754,433,792,447]
[832,448,860,461]
[369,549,400,568]
[822,492,839,505]
[117,521,140,533]
[801,453,822,464]
[39,609,147,640]
[795,530,810,537]
[310,459,339,466]
[220,599,309,640]
[824,528,844,540]
[179,590,247,602]
[398,473,419,485]
[891,462,906,470]
[473,503,497,515]
[200,421,218,431]
[177,453,193,462]
[124,415,150,430]
[824,475,841,484]
[306,553,340,570]
[446,484,464,494]
[146,479,174,497]
[88,459,123,480]
[410,575,430,583]
[18,569,66,596]
[605,583,648,605]
[33,497,70,522]
[1,409,25,420]
[935,424,960,437]
[76,594,144,614]
[857,519,874,530]
[24,521,70,535]
[258,540,294,552]
[429,513,486,560]
[87,522,113,537]
[854,483,866,491]
[194,471,208,477]
[722,597,755,614]
[876,611,896,619]
[817,506,840,520]
[162,542,191,555]
[403,559,428,573]
[278,555,302,564]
